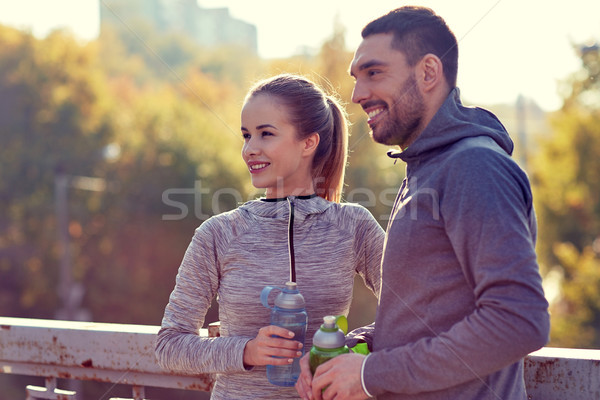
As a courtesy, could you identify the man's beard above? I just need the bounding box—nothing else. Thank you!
[371,75,425,148]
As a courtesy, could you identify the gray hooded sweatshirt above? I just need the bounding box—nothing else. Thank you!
[361,88,550,399]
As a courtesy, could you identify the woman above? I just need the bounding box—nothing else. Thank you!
[155,74,384,399]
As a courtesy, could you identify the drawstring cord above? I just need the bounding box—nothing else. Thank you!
[287,197,296,283]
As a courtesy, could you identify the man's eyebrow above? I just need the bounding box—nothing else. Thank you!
[349,59,387,77]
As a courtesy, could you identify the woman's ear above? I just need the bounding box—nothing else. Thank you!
[303,133,320,157]
[419,54,443,92]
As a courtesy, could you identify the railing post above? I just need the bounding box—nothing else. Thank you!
[26,377,78,400]
[132,385,145,400]
[109,384,147,400]
[208,321,220,337]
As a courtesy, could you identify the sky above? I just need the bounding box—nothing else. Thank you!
[0,0,598,111]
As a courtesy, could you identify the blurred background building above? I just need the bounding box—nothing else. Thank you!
[100,0,257,53]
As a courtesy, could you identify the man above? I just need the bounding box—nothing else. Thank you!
[296,6,550,400]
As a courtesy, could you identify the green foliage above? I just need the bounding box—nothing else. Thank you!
[0,14,397,334]
[549,243,600,348]
[534,109,600,264]
[0,23,249,323]
[0,15,393,398]
[531,42,600,347]
[0,26,113,317]
[560,43,600,110]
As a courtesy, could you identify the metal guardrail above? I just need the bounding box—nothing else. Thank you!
[525,346,600,399]
[0,317,218,399]
[1,317,599,399]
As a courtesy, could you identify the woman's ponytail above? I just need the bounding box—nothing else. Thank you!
[314,97,348,202]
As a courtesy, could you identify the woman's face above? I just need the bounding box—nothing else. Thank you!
[241,94,315,198]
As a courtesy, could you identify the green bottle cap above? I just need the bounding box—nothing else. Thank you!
[334,315,348,334]
[350,342,370,355]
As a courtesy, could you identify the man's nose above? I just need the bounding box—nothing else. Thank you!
[351,79,369,104]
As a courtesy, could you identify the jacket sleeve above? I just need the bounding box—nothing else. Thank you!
[364,147,550,395]
[354,207,384,298]
[346,207,384,349]
[155,219,252,374]
[346,323,376,350]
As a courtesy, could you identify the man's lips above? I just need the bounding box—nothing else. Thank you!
[362,101,387,126]
[365,106,386,126]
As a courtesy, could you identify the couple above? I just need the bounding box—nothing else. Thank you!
[155,6,550,400]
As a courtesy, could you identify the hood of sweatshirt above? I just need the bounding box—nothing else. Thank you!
[237,194,333,283]
[389,88,514,163]
[238,194,332,223]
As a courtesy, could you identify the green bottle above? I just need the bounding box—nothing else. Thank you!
[309,315,350,375]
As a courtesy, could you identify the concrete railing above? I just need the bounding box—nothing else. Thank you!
[1,317,599,399]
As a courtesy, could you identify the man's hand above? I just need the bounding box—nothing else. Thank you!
[243,325,303,367]
[295,353,313,399]
[311,353,369,400]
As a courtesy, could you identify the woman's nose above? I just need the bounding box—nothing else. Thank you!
[242,138,259,157]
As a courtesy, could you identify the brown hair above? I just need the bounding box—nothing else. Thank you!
[362,6,458,88]
[244,74,348,202]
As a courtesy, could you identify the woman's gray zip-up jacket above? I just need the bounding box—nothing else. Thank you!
[156,195,384,399]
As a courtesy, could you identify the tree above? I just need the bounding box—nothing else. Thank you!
[0,24,252,325]
[0,23,252,398]
[0,26,114,318]
[531,42,600,347]
[0,15,404,398]
[83,73,249,325]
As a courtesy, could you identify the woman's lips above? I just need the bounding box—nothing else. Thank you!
[247,161,270,173]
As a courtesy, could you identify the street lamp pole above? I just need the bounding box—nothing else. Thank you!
[54,173,107,321]
[54,173,75,321]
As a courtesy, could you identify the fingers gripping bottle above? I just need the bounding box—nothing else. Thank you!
[309,315,350,374]
[260,281,308,386]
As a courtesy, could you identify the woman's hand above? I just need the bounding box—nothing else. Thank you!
[243,325,303,366]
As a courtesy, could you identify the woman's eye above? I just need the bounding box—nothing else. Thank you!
[242,133,251,140]
[261,131,273,137]
[368,70,380,77]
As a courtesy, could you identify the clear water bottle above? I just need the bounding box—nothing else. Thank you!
[309,315,350,374]
[260,281,308,386]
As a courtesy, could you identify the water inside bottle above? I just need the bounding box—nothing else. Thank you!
[266,322,306,386]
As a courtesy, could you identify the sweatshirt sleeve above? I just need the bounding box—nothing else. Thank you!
[364,147,550,395]
[345,207,384,349]
[354,207,384,298]
[155,219,252,374]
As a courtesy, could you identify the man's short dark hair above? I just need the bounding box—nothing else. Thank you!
[362,6,458,88]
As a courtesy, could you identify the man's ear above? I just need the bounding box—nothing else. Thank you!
[419,54,444,92]
[303,133,320,157]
